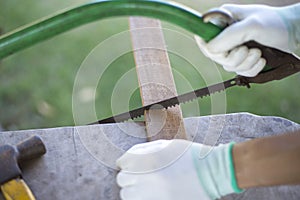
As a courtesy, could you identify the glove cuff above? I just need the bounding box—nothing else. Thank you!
[277,3,300,54]
[228,143,243,194]
[192,142,243,199]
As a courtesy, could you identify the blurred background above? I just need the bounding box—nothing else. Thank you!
[0,0,299,131]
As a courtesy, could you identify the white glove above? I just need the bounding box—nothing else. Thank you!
[195,4,295,77]
[116,140,243,200]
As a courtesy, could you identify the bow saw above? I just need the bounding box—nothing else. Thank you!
[0,0,299,124]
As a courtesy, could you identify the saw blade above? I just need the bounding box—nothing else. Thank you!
[90,78,238,124]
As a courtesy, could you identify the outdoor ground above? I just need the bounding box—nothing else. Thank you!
[0,0,299,130]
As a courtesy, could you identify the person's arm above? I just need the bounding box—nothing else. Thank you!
[233,131,300,188]
[116,131,300,200]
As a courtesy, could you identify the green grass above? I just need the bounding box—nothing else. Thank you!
[1,0,300,130]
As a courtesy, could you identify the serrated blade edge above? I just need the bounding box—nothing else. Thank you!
[89,78,237,124]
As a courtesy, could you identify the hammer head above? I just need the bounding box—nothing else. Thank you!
[0,136,46,185]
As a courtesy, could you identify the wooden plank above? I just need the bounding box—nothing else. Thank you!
[129,17,187,141]
[0,114,300,200]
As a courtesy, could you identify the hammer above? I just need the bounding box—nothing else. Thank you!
[0,135,46,200]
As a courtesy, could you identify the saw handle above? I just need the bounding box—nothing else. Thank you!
[239,41,300,84]
[203,9,300,84]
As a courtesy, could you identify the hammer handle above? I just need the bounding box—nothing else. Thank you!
[16,136,46,162]
[1,178,36,200]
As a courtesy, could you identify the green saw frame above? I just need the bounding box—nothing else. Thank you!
[0,0,222,60]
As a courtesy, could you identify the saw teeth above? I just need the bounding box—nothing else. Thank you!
[92,79,237,125]
[131,115,141,120]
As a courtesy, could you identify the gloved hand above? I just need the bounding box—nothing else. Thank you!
[116,139,243,200]
[195,4,300,77]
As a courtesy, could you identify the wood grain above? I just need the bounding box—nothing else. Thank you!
[129,17,187,141]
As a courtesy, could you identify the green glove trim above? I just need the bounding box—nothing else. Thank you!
[191,142,244,200]
[228,142,244,193]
